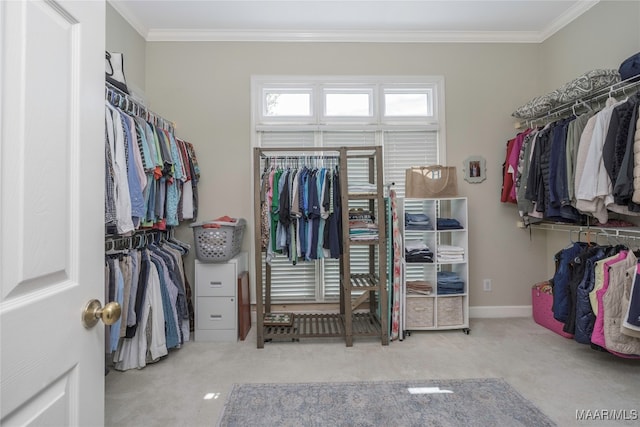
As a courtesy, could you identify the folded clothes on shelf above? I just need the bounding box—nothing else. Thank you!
[405,240,429,251]
[406,280,434,295]
[405,239,433,262]
[437,271,465,294]
[349,209,378,241]
[437,217,463,230]
[406,248,434,263]
[348,182,377,193]
[437,244,465,262]
[405,212,434,230]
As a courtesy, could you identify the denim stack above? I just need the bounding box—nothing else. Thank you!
[437,217,463,230]
[405,212,433,230]
[437,271,465,294]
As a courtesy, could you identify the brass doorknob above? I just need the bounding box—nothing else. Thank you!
[82,299,121,328]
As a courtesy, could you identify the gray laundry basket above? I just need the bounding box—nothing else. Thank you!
[190,218,246,262]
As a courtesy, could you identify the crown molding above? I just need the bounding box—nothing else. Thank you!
[107,0,148,39]
[110,0,600,44]
[145,29,543,43]
[538,0,600,42]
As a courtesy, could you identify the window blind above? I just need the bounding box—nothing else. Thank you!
[383,130,438,197]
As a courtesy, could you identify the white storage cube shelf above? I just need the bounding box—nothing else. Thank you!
[401,197,470,333]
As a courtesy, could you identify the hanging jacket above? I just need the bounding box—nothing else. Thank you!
[547,118,581,222]
[576,99,626,224]
[591,251,633,349]
[516,130,537,217]
[621,265,640,338]
[612,100,639,207]
[573,246,609,343]
[601,258,640,357]
[631,104,640,204]
[525,125,553,216]
[551,241,588,323]
[564,245,604,335]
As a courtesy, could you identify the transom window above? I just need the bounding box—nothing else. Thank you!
[252,76,445,303]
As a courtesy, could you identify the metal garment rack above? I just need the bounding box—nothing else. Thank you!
[515,77,640,129]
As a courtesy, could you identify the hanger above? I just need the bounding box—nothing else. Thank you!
[606,86,619,106]
[166,229,191,253]
[105,235,132,256]
[585,230,595,246]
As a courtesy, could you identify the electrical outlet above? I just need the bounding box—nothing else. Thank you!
[483,279,492,291]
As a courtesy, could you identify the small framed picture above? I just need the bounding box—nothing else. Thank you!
[463,156,486,183]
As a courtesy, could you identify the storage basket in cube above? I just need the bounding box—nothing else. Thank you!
[437,296,464,326]
[190,218,246,262]
[405,297,434,328]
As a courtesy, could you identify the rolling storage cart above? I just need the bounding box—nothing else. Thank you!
[400,197,470,335]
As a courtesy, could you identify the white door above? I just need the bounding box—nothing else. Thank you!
[1,0,106,426]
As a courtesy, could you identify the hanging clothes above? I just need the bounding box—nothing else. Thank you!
[508,90,640,227]
[260,160,343,265]
[106,233,192,371]
[105,88,201,235]
[549,241,640,358]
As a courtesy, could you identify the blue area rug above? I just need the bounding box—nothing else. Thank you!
[217,378,556,426]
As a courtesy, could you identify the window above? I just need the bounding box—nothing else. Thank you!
[263,90,312,117]
[323,88,374,118]
[253,76,445,303]
[383,89,433,117]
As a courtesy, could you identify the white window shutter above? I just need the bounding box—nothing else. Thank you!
[383,131,438,197]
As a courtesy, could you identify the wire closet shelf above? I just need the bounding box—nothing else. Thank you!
[516,76,640,129]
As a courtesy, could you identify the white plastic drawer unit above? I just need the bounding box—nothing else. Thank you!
[196,263,236,297]
[196,297,236,330]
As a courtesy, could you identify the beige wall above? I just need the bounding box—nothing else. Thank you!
[106,2,146,97]
[106,0,640,312]
[539,0,640,93]
[143,41,546,309]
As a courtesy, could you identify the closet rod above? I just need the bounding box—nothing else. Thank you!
[105,81,176,134]
[105,228,175,250]
[262,155,339,160]
[258,147,340,155]
[516,77,640,129]
[530,223,640,240]
[257,146,378,156]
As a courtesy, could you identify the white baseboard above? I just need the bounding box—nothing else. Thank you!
[469,305,531,318]
[249,306,533,324]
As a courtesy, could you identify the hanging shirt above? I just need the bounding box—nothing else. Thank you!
[576,98,626,223]
[106,103,134,234]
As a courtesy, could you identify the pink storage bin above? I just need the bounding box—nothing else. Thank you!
[532,282,573,339]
